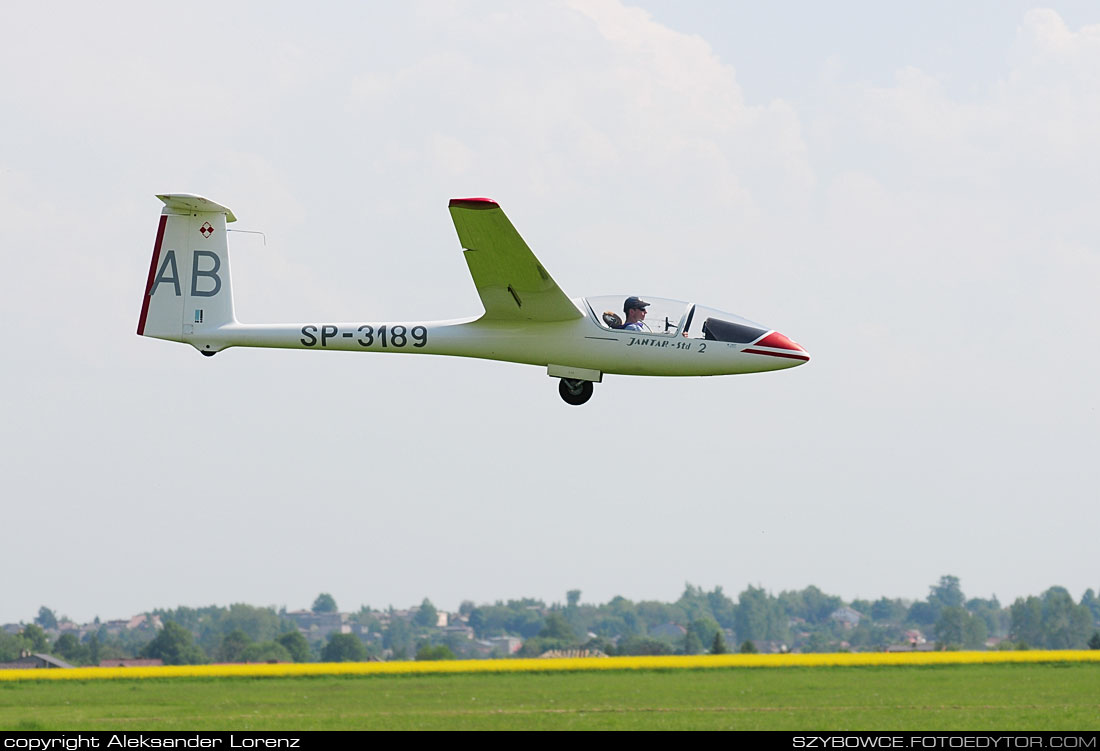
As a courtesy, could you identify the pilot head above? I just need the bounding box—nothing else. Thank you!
[623,296,650,316]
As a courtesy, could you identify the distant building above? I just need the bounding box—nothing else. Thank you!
[829,607,863,628]
[444,624,475,640]
[284,610,349,638]
[538,649,607,659]
[885,630,931,651]
[0,653,75,670]
[126,614,163,631]
[487,636,522,655]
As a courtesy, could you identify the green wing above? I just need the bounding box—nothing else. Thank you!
[448,198,583,322]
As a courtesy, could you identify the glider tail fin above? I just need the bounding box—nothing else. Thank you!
[137,194,238,353]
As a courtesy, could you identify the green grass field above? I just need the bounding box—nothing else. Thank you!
[2,663,1099,730]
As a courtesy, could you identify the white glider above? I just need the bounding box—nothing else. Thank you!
[137,194,809,405]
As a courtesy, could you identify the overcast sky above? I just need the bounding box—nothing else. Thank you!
[2,1,1097,624]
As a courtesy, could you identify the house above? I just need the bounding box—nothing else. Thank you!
[829,607,863,628]
[284,610,349,638]
[444,624,475,640]
[126,614,163,631]
[487,636,522,655]
[0,653,75,670]
[885,630,932,651]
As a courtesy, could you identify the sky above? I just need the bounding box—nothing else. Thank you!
[1,1,1097,624]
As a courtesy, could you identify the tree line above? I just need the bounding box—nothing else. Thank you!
[3,577,1098,666]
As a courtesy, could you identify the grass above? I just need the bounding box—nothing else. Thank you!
[1,663,1098,730]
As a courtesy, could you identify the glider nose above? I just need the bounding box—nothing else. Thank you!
[744,331,810,367]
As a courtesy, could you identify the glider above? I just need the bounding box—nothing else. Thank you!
[138,194,809,405]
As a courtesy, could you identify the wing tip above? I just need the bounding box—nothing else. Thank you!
[449,197,499,210]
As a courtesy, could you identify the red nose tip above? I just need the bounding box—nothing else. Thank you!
[742,331,810,363]
[756,331,805,352]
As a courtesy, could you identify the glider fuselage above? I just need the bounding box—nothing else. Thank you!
[199,313,805,378]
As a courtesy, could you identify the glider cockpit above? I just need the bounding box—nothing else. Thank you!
[585,295,769,342]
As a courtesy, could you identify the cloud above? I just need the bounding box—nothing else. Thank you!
[3,1,1100,622]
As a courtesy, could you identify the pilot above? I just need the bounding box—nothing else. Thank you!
[621,296,650,331]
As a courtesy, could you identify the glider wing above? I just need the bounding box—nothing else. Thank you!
[448,198,582,322]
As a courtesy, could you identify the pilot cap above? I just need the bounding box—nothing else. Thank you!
[624,296,650,312]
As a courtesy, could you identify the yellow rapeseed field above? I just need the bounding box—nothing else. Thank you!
[2,650,1098,682]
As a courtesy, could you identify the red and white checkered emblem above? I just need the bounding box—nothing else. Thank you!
[200,222,214,238]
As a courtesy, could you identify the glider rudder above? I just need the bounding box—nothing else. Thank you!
[137,194,238,354]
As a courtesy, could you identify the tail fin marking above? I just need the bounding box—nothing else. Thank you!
[136,214,169,336]
[137,194,237,350]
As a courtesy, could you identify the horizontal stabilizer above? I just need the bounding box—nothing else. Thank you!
[157,193,237,223]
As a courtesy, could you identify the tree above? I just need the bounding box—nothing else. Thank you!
[218,604,288,643]
[1011,588,1092,649]
[53,633,88,665]
[850,599,873,616]
[735,586,788,643]
[140,621,206,665]
[870,598,907,624]
[20,625,49,652]
[539,613,576,642]
[677,583,712,623]
[416,644,456,661]
[0,632,26,662]
[240,642,292,663]
[1010,596,1043,646]
[414,598,438,628]
[518,612,579,657]
[711,631,728,654]
[803,632,832,653]
[707,587,737,629]
[906,601,936,627]
[934,607,966,647]
[35,607,58,630]
[321,633,366,662]
[616,636,673,656]
[1088,632,1100,650]
[682,627,703,655]
[567,590,582,609]
[312,593,337,613]
[384,617,414,659]
[935,607,986,648]
[276,631,311,662]
[928,576,965,612]
[739,640,758,654]
[1081,589,1100,624]
[778,586,842,625]
[966,596,1006,638]
[217,629,252,662]
[468,608,487,638]
[690,617,721,653]
[1039,587,1092,649]
[86,634,101,666]
[963,613,989,650]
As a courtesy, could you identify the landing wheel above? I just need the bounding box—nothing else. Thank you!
[558,378,594,406]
